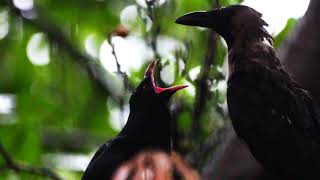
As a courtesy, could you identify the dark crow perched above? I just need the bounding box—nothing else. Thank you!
[176,5,320,179]
[82,61,187,180]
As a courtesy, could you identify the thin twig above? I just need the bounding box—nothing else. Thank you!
[108,35,122,75]
[107,35,133,91]
[107,34,133,127]
[191,31,219,142]
[0,142,62,180]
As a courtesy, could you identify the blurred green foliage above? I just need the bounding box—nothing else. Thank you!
[0,0,296,179]
[273,18,297,48]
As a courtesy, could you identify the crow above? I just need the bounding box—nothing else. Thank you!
[176,5,320,179]
[82,61,187,180]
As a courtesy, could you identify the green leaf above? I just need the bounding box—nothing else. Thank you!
[219,0,244,6]
[274,18,297,48]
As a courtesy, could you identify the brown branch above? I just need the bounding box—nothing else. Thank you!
[190,31,218,142]
[0,142,61,180]
[190,0,220,142]
[6,0,122,103]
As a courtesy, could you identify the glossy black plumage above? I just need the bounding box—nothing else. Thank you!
[81,61,187,180]
[176,5,320,179]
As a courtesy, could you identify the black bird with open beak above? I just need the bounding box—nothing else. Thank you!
[176,5,320,180]
[82,61,187,180]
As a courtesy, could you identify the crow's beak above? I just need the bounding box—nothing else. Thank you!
[175,11,212,28]
[144,60,188,95]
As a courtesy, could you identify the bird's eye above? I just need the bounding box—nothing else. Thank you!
[142,85,153,92]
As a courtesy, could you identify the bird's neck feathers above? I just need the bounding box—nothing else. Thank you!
[230,25,272,50]
[226,11,275,75]
[119,106,172,141]
[227,8,273,50]
[227,36,280,77]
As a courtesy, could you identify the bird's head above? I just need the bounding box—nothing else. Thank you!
[175,5,272,47]
[129,61,187,111]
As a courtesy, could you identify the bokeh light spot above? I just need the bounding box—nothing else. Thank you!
[136,0,167,8]
[120,5,139,30]
[99,36,153,74]
[27,32,50,66]
[0,10,9,40]
[43,153,90,172]
[107,99,129,131]
[189,66,201,81]
[13,0,34,11]
[0,94,15,114]
[84,34,99,59]
[160,62,175,85]
[242,0,310,34]
[156,36,186,58]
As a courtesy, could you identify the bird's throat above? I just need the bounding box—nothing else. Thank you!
[119,110,172,149]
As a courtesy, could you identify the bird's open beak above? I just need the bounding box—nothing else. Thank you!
[144,60,188,94]
[175,11,212,28]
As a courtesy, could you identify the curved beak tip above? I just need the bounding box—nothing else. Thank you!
[144,60,158,79]
[144,60,188,95]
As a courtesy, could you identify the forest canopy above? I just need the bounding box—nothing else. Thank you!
[0,0,309,179]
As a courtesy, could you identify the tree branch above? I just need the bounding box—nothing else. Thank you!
[190,30,218,142]
[0,142,61,180]
[189,0,221,143]
[107,35,133,91]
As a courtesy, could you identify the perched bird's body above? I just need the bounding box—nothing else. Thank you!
[227,37,320,179]
[82,61,187,180]
[176,5,320,179]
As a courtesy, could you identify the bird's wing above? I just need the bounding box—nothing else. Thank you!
[290,83,320,141]
[227,65,320,178]
[82,135,132,180]
[88,135,126,164]
[87,139,112,164]
[228,64,320,143]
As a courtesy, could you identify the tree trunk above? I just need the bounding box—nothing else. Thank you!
[279,0,320,99]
